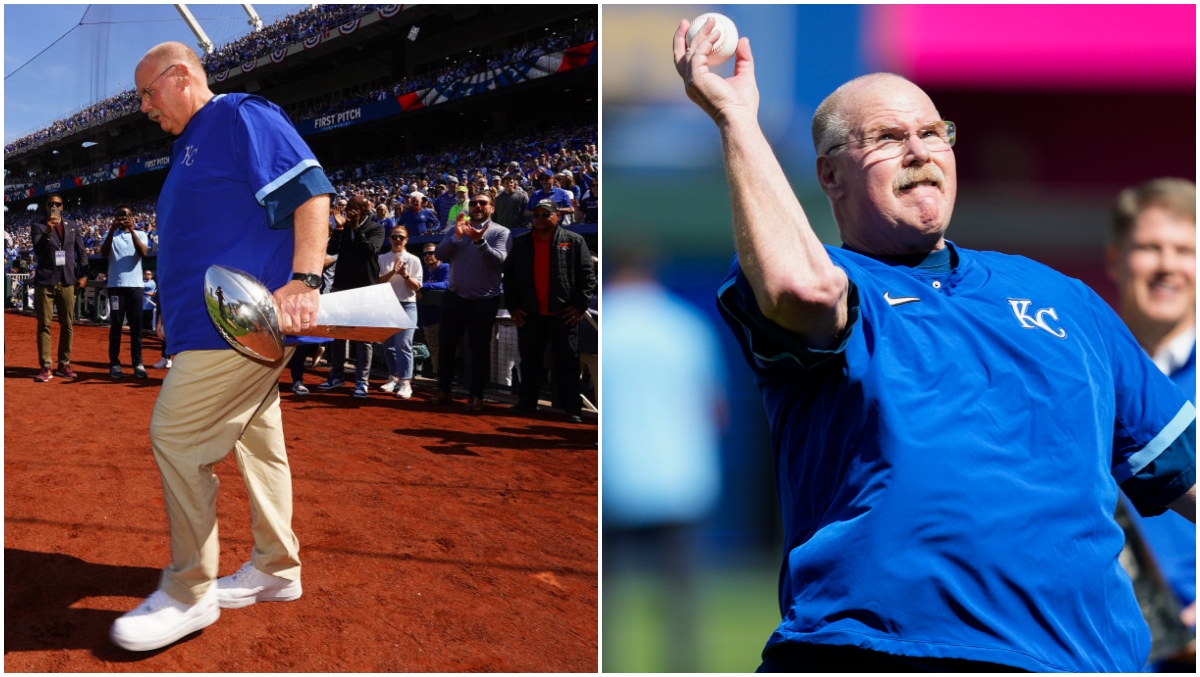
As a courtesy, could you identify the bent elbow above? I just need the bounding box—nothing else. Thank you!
[759,270,847,330]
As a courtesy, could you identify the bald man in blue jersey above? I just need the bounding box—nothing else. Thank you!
[110,42,334,652]
[677,19,1196,673]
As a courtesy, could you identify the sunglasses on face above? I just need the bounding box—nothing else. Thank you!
[469,200,490,206]
[533,212,553,219]
[391,235,408,241]
[48,202,63,208]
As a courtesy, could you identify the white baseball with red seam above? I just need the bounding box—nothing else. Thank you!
[686,13,739,66]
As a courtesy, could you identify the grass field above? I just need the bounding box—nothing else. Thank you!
[603,564,779,672]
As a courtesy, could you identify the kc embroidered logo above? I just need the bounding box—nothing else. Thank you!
[1007,299,1067,339]
[182,145,198,166]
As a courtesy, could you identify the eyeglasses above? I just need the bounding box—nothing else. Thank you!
[391,235,408,241]
[139,64,180,103]
[117,212,133,217]
[825,120,956,159]
[47,201,63,207]
[469,200,490,206]
[533,211,553,219]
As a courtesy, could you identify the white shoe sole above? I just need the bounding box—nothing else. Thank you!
[110,602,220,652]
[217,583,302,609]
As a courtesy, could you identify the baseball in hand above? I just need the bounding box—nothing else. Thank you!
[686,13,738,66]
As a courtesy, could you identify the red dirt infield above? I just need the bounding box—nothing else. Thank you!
[4,309,598,671]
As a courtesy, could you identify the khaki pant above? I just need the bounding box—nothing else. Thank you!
[34,283,75,368]
[150,348,300,604]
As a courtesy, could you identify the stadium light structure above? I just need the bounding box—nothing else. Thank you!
[242,4,263,32]
[175,4,216,55]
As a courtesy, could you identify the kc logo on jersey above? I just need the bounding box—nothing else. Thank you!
[1008,299,1067,339]
[182,145,198,167]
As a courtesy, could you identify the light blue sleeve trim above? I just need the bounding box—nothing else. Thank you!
[254,158,321,205]
[1114,401,1197,482]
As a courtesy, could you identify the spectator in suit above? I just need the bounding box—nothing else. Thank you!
[432,197,510,412]
[31,193,89,382]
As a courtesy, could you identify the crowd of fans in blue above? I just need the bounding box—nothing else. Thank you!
[5,124,595,274]
[5,6,595,159]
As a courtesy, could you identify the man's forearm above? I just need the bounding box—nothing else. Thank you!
[719,110,848,345]
[1168,483,1196,524]
[292,195,331,274]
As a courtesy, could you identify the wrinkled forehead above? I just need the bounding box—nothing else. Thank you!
[842,79,941,132]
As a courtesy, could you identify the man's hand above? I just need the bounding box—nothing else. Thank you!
[561,307,584,326]
[673,18,759,123]
[454,217,471,240]
[332,210,347,230]
[274,280,320,334]
[510,308,526,327]
[76,276,88,290]
[468,221,488,243]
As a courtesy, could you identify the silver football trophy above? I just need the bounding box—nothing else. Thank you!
[204,264,413,362]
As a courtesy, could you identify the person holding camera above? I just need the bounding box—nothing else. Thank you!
[31,193,89,383]
[101,204,150,378]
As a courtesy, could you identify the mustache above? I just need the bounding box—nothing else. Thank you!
[894,164,945,195]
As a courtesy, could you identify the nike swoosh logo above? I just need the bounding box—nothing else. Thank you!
[884,292,921,307]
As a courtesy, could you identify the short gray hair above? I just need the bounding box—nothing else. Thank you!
[811,72,917,156]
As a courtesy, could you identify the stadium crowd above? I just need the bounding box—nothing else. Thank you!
[201,4,381,74]
[5,123,595,273]
[6,7,594,160]
[288,16,597,122]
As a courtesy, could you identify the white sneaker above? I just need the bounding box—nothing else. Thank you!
[216,561,302,609]
[291,382,310,396]
[110,586,220,652]
[396,381,413,399]
[152,357,172,369]
[379,378,399,393]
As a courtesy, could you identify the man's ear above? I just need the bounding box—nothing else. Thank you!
[816,154,844,202]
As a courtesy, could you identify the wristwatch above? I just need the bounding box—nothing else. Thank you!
[291,272,322,289]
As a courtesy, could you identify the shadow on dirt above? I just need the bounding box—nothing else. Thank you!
[4,548,207,660]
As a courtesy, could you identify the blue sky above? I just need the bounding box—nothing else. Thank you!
[4,4,307,145]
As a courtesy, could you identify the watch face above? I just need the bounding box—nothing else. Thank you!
[294,273,321,289]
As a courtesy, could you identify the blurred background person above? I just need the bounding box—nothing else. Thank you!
[1108,177,1196,672]
[602,249,727,673]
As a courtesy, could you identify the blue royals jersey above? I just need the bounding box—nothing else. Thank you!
[717,242,1195,672]
[156,93,321,353]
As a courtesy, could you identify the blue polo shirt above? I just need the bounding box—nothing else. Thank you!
[528,186,574,215]
[717,242,1196,672]
[106,230,148,287]
[156,93,333,354]
[397,208,442,235]
[1126,340,1196,612]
